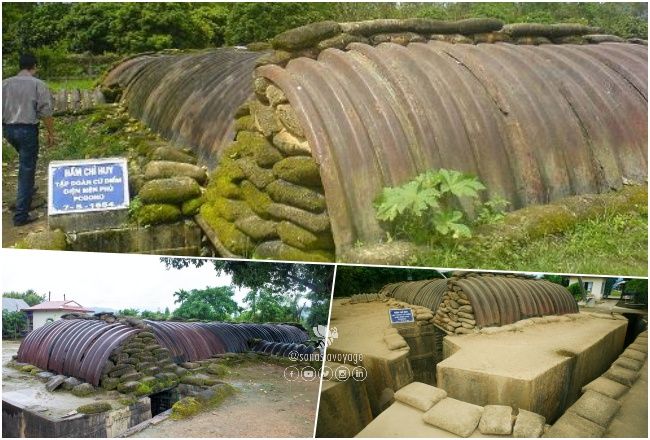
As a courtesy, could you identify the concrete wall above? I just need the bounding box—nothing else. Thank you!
[32,311,67,330]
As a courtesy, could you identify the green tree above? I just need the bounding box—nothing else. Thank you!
[3,290,46,306]
[624,279,648,305]
[2,309,27,339]
[172,286,238,321]
[118,308,140,317]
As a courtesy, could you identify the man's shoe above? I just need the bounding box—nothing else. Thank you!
[13,214,39,227]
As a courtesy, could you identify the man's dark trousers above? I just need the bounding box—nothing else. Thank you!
[3,124,39,224]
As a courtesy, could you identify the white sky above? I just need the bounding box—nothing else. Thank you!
[1,249,251,313]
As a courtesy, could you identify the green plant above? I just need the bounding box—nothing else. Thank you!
[374,169,485,243]
[475,196,510,225]
[567,282,584,301]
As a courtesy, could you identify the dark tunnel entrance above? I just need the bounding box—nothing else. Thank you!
[149,388,180,416]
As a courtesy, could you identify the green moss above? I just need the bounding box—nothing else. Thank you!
[77,402,112,414]
[16,230,68,250]
[134,382,153,396]
[277,221,334,250]
[132,203,182,226]
[234,115,255,132]
[211,216,255,256]
[229,131,283,167]
[20,365,36,373]
[241,181,273,218]
[101,377,120,391]
[170,397,202,419]
[207,197,254,222]
[237,158,275,189]
[272,157,322,187]
[254,240,334,262]
[207,176,242,199]
[119,397,138,407]
[180,375,207,386]
[206,363,230,377]
[181,196,205,216]
[71,383,95,397]
[151,146,197,165]
[235,215,278,241]
[505,205,577,240]
[266,180,326,213]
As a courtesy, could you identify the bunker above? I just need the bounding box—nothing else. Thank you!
[317,273,646,437]
[3,315,316,437]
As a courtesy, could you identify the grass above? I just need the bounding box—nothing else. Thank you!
[46,77,97,91]
[45,105,158,162]
[418,210,648,276]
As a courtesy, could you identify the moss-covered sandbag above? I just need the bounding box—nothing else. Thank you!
[272,21,342,50]
[317,33,369,50]
[234,115,255,132]
[150,146,197,164]
[171,396,202,419]
[209,216,255,256]
[371,32,427,45]
[276,221,334,250]
[77,402,112,414]
[241,181,274,217]
[143,161,207,184]
[275,105,304,138]
[138,177,202,204]
[235,215,278,241]
[254,240,334,262]
[272,156,322,186]
[267,180,327,212]
[267,203,331,233]
[181,196,205,216]
[266,85,288,107]
[502,23,600,38]
[250,101,281,137]
[203,197,254,223]
[584,34,626,43]
[272,130,311,156]
[230,131,284,167]
[237,158,276,189]
[133,203,182,226]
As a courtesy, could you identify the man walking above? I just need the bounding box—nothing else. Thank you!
[2,53,55,226]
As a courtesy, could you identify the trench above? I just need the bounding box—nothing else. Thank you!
[149,388,180,416]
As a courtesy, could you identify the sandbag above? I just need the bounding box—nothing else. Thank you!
[513,409,545,438]
[479,405,513,435]
[394,382,447,411]
[144,160,207,184]
[422,398,483,437]
[581,376,629,399]
[567,390,621,428]
[138,177,201,204]
[272,21,342,50]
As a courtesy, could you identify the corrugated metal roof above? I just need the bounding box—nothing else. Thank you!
[22,300,93,313]
[2,298,29,312]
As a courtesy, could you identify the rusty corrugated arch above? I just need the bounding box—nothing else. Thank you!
[380,279,448,310]
[448,276,578,327]
[144,320,309,362]
[257,41,648,251]
[16,319,140,386]
[103,49,261,166]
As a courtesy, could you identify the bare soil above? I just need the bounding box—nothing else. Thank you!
[131,360,320,438]
[2,138,50,247]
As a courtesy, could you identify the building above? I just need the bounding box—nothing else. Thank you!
[21,300,93,331]
[568,276,607,301]
[2,298,29,312]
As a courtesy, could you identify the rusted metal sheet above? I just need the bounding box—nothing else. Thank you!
[450,276,578,327]
[17,319,140,386]
[258,42,647,251]
[248,340,317,357]
[145,321,309,362]
[102,49,261,166]
[383,279,448,311]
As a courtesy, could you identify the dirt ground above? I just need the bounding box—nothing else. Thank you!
[2,138,50,247]
[132,360,319,438]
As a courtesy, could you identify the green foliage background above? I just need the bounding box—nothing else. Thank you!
[3,2,647,61]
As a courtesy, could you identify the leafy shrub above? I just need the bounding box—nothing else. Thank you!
[567,282,584,301]
[374,169,487,243]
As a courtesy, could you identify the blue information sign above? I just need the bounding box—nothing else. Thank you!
[48,158,130,215]
[389,308,415,324]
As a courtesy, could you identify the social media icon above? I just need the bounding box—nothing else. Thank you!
[284,366,300,381]
[302,366,317,381]
[335,366,350,381]
[351,366,367,381]
[321,365,334,381]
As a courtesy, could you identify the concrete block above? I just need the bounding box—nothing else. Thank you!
[394,382,446,412]
[604,365,640,386]
[543,412,605,437]
[316,378,372,438]
[581,377,629,399]
[567,390,621,427]
[478,405,513,435]
[513,409,545,437]
[422,398,483,437]
[49,209,128,233]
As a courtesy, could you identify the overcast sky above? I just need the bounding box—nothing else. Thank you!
[1,250,251,312]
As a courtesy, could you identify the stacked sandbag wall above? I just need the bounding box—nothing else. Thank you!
[52,88,105,115]
[129,141,208,227]
[199,88,334,261]
[432,273,579,335]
